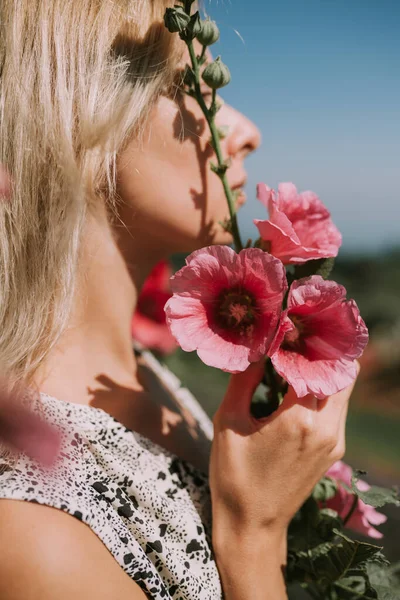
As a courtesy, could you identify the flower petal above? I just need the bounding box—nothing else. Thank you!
[131,312,177,354]
[324,461,387,539]
[256,182,274,210]
[271,351,358,399]
[165,246,287,372]
[256,182,341,264]
[165,296,212,352]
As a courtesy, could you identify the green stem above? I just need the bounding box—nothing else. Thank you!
[199,44,207,63]
[186,40,243,252]
[333,582,368,598]
[266,357,278,398]
[343,493,359,526]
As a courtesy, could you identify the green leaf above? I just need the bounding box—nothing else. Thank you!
[293,257,336,281]
[351,472,400,509]
[287,501,398,599]
[334,571,378,599]
[217,218,232,233]
[327,559,397,599]
[313,477,338,502]
[317,508,343,540]
[367,561,400,600]
[289,529,383,589]
[210,159,229,176]
[288,497,324,553]
[373,586,400,600]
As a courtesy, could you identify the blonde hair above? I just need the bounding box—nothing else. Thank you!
[0,0,181,389]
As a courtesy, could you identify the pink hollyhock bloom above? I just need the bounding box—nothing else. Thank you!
[165,246,287,373]
[325,461,387,539]
[268,275,368,398]
[254,183,342,264]
[131,260,177,355]
[0,384,61,467]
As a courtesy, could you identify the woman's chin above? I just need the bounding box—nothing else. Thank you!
[204,220,235,246]
[213,231,234,247]
[176,224,234,254]
[197,228,233,250]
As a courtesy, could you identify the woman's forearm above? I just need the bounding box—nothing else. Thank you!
[212,526,288,600]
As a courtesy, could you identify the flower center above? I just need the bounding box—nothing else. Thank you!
[216,288,258,334]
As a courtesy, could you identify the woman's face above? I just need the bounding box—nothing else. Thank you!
[115,52,261,256]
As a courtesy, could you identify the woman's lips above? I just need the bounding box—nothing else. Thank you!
[231,178,247,208]
[235,189,247,207]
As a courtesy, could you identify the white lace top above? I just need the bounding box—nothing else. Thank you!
[0,351,222,599]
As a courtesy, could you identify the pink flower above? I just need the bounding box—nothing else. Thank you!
[325,461,387,539]
[268,276,369,398]
[131,260,177,354]
[165,246,287,373]
[254,183,342,264]
[0,383,61,467]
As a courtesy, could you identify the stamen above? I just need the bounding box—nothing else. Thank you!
[216,287,258,334]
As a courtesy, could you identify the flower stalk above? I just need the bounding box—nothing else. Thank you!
[342,493,359,526]
[184,32,243,251]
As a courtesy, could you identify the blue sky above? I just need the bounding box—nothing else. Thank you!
[204,0,400,253]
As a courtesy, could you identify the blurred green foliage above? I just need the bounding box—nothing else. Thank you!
[332,248,400,331]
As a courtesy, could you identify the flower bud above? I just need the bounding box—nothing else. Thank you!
[184,12,202,41]
[202,56,231,89]
[216,125,229,139]
[164,7,191,33]
[196,18,220,46]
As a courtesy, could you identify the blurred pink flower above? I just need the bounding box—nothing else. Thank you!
[0,385,61,467]
[268,276,368,398]
[165,246,287,373]
[131,260,177,354]
[325,461,387,539]
[254,183,342,265]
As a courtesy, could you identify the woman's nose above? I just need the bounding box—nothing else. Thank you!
[225,108,262,159]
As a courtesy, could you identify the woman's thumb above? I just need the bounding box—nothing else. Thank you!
[219,358,266,418]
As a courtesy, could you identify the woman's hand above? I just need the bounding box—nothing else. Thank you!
[210,360,357,534]
[209,360,358,599]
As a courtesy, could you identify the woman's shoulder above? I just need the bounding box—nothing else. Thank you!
[0,498,149,600]
[0,392,222,598]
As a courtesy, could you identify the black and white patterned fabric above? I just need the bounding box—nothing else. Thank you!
[0,354,222,599]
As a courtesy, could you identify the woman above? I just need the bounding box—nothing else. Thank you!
[0,1,355,598]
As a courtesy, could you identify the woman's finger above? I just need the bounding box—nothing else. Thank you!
[219,359,266,419]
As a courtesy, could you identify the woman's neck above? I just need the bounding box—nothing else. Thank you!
[34,205,213,473]
[35,204,162,407]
